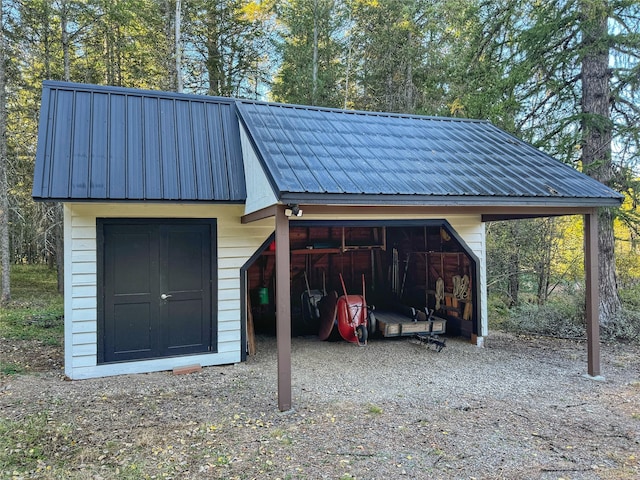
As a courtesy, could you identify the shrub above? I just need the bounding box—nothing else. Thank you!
[601,308,640,343]
[502,298,587,339]
[496,292,640,344]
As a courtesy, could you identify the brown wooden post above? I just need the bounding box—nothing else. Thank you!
[584,211,601,377]
[275,205,292,410]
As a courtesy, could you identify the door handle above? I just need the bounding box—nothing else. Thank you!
[160,293,172,300]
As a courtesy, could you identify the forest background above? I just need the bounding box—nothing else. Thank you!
[0,0,639,341]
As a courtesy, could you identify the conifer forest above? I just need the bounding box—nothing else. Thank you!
[0,0,639,337]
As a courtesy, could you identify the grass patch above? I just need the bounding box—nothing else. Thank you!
[0,412,74,474]
[367,404,383,415]
[0,362,25,375]
[0,265,63,346]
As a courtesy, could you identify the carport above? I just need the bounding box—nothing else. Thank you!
[235,100,622,411]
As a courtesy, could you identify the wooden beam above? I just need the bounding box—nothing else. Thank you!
[295,204,595,219]
[243,203,598,223]
[584,211,601,378]
[241,205,277,224]
[482,213,568,222]
[275,205,292,411]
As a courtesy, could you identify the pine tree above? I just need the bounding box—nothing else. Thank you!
[271,0,344,107]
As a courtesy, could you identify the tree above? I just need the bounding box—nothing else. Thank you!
[0,0,10,302]
[348,0,433,113]
[453,0,640,325]
[157,0,182,92]
[175,0,183,92]
[183,0,273,97]
[271,0,344,107]
[515,0,639,324]
[580,0,622,323]
[487,218,560,307]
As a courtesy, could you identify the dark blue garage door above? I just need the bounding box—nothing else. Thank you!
[98,219,216,363]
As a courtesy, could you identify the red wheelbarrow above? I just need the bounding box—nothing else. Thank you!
[318,274,369,346]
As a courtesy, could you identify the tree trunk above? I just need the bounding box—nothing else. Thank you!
[507,222,520,307]
[580,0,621,325]
[508,252,519,307]
[405,31,413,111]
[54,2,72,294]
[61,0,70,81]
[312,0,319,105]
[175,0,183,92]
[343,9,352,109]
[536,219,553,305]
[54,204,64,294]
[206,6,223,96]
[163,0,176,91]
[0,2,10,303]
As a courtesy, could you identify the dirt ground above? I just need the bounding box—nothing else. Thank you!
[1,332,639,479]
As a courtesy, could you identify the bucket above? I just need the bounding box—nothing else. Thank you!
[257,287,269,305]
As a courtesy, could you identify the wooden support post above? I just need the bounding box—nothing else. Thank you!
[246,292,256,356]
[275,206,292,411]
[584,211,601,378]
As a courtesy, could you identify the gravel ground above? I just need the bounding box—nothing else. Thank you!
[1,331,639,479]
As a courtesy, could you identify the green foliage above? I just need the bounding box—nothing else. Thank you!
[490,287,640,343]
[184,0,275,98]
[487,218,566,306]
[0,362,24,375]
[487,293,510,330]
[499,295,587,339]
[0,265,63,345]
[1,0,639,330]
[271,0,345,107]
[348,0,436,113]
[601,308,640,342]
[620,284,640,310]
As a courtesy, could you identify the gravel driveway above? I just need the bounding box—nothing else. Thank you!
[1,331,639,479]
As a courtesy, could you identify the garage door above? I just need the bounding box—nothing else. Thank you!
[98,219,216,363]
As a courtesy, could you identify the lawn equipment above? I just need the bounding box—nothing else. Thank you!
[318,274,369,346]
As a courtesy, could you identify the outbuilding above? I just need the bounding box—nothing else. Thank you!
[33,81,622,411]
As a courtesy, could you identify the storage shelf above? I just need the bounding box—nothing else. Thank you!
[291,248,341,255]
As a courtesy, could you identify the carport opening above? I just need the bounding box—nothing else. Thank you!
[245,221,478,342]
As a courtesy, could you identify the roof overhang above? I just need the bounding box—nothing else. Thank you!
[241,202,602,224]
[277,192,620,208]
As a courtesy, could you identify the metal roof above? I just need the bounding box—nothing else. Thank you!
[33,81,622,208]
[236,101,623,207]
[33,81,246,202]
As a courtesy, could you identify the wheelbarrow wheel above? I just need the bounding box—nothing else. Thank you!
[355,325,368,345]
[368,311,376,335]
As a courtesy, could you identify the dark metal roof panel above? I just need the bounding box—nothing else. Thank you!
[33,81,246,202]
[236,101,623,205]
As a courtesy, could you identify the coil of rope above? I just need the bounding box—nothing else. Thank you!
[452,274,470,300]
[435,277,445,310]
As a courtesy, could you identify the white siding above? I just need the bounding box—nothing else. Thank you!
[63,203,274,379]
[62,202,488,380]
[240,124,278,214]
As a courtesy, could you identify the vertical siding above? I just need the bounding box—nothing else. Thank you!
[65,203,273,379]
